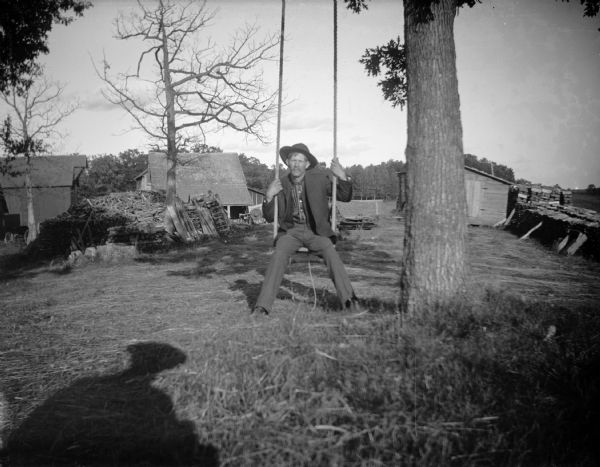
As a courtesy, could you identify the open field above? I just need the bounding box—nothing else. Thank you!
[572,190,600,212]
[1,202,599,465]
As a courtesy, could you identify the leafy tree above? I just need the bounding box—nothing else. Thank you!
[464,153,515,182]
[491,163,514,183]
[78,154,122,196]
[97,0,279,217]
[238,154,272,191]
[0,0,91,93]
[346,160,405,200]
[347,164,366,197]
[117,148,147,189]
[360,36,406,108]
[79,149,147,196]
[346,0,599,315]
[588,184,597,191]
[516,178,532,185]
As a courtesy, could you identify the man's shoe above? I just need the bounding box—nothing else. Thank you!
[344,299,362,313]
[251,306,269,315]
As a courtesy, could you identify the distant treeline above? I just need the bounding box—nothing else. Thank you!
[346,160,405,200]
[240,156,407,200]
[77,149,408,201]
[77,149,517,201]
[464,153,515,183]
[581,185,600,195]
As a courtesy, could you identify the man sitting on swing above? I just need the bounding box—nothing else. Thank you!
[252,142,360,315]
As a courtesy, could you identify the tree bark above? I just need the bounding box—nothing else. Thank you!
[159,5,177,210]
[25,163,38,244]
[22,119,37,244]
[400,0,467,314]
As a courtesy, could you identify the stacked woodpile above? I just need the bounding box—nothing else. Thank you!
[35,191,167,257]
[530,186,553,203]
[560,189,572,205]
[338,216,377,230]
[518,184,572,205]
[34,191,230,258]
[187,194,229,237]
[336,200,380,231]
[165,198,202,243]
[507,202,600,260]
[186,200,218,237]
[205,199,230,234]
[151,194,230,243]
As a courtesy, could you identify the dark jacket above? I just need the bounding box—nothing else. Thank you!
[262,167,352,240]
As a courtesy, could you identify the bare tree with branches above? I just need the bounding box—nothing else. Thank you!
[1,69,79,243]
[97,0,279,210]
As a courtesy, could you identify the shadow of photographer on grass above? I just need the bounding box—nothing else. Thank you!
[4,342,218,466]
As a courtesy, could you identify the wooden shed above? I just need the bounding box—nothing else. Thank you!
[0,155,87,231]
[136,152,253,219]
[396,166,513,226]
[247,187,265,205]
[464,166,513,226]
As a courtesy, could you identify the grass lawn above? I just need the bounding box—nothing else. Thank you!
[1,202,599,466]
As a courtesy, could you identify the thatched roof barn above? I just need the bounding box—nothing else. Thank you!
[136,152,252,219]
[0,155,87,232]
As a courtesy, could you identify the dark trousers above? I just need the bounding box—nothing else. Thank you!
[255,224,355,312]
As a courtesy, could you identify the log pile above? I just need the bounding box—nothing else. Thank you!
[561,190,572,205]
[517,184,572,205]
[206,199,230,234]
[188,194,229,236]
[507,202,600,260]
[34,191,232,258]
[189,199,219,237]
[165,199,200,243]
[106,225,165,245]
[336,200,381,231]
[35,191,167,257]
[338,216,377,230]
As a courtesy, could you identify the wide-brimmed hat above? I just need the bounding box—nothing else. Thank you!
[279,143,318,169]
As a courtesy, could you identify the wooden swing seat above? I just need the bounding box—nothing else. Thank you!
[289,246,322,264]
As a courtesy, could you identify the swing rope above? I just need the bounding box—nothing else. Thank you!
[273,0,286,239]
[331,0,338,233]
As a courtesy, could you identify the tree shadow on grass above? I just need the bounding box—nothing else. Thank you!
[139,225,398,278]
[228,277,398,314]
[229,278,342,311]
[3,342,218,467]
[151,225,400,312]
[0,251,52,281]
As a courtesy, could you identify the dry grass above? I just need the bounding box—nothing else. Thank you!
[1,202,599,465]
[467,225,600,306]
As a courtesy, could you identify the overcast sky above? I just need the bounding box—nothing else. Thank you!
[2,0,599,188]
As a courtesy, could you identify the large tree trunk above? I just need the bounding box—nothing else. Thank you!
[400,0,467,314]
